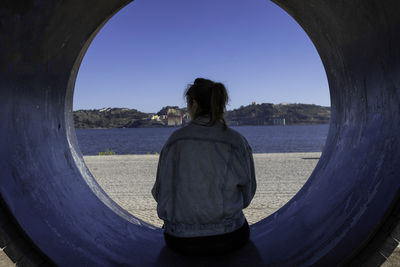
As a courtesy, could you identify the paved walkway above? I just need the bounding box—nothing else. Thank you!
[86,153,320,226]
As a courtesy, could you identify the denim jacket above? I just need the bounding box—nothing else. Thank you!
[152,115,256,238]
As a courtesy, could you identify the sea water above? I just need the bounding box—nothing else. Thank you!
[76,124,329,155]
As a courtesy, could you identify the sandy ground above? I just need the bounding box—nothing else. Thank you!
[0,153,398,266]
[85,153,321,227]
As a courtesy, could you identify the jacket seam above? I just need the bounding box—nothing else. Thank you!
[222,145,234,220]
[165,137,240,150]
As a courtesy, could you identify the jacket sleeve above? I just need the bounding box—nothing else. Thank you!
[151,147,165,203]
[238,139,257,209]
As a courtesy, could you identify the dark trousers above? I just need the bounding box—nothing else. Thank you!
[163,220,250,256]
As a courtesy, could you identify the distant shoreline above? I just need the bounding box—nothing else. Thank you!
[75,123,330,130]
[74,104,330,129]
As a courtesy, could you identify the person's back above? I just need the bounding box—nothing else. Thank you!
[152,78,256,255]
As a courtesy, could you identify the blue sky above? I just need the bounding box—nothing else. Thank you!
[73,0,330,113]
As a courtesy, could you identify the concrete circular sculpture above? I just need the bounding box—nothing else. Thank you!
[1,0,400,266]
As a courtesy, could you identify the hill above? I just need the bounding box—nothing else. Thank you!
[225,103,330,125]
[73,103,330,128]
[73,108,149,128]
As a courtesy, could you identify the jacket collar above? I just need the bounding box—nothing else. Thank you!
[191,115,211,126]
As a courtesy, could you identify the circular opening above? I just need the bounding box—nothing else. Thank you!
[4,0,399,265]
[73,0,330,228]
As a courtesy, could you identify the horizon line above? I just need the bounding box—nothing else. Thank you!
[73,102,331,113]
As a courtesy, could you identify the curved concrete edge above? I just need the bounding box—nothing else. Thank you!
[264,0,400,265]
[0,196,54,266]
[0,1,165,266]
[0,0,400,266]
[348,189,400,266]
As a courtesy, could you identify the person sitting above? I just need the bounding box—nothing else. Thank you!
[152,78,257,255]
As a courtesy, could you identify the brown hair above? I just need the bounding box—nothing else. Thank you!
[185,78,229,129]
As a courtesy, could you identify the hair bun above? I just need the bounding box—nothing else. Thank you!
[214,82,224,89]
[185,77,229,129]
